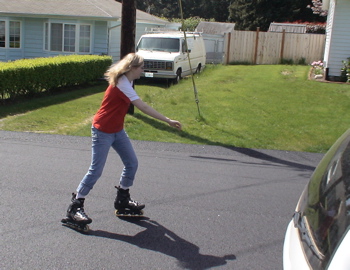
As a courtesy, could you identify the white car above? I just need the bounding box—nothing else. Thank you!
[136,31,206,83]
[283,128,350,270]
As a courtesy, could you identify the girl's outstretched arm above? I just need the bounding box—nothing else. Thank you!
[132,99,182,130]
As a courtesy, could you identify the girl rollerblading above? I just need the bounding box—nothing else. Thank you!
[62,53,182,229]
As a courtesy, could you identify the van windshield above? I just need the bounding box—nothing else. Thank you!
[137,37,180,53]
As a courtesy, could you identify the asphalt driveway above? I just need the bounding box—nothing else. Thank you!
[0,131,323,269]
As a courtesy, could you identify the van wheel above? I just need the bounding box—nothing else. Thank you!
[196,64,202,74]
[173,69,181,84]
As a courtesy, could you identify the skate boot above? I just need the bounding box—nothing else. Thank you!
[61,193,92,233]
[114,186,145,217]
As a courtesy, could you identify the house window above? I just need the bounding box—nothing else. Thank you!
[0,20,21,48]
[64,24,76,52]
[9,21,21,48]
[79,25,91,53]
[45,22,91,53]
[0,21,4,47]
[50,23,63,51]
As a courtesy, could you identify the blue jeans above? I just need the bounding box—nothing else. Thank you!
[77,127,138,196]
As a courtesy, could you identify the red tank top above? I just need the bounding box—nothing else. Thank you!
[93,84,130,133]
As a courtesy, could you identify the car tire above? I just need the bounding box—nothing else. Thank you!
[173,69,181,84]
[196,64,202,74]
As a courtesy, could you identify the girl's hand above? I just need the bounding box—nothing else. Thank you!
[168,119,182,130]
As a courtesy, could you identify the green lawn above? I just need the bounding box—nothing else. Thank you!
[1,64,350,153]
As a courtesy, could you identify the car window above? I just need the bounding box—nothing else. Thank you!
[296,131,350,269]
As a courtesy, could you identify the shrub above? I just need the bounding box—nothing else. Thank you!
[306,22,326,34]
[0,55,112,100]
[311,60,324,75]
[340,57,350,82]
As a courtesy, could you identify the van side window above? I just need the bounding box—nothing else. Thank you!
[182,40,187,53]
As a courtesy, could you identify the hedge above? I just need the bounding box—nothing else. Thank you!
[0,55,112,100]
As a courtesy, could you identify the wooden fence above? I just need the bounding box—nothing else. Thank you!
[224,29,326,65]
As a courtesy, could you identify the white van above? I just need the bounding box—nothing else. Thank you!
[136,31,206,83]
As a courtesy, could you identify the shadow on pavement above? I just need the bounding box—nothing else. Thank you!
[134,114,317,172]
[89,217,236,270]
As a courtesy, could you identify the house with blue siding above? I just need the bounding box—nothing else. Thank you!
[323,0,350,80]
[0,0,175,62]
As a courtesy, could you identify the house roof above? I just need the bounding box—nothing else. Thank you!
[268,23,307,33]
[196,21,235,35]
[0,0,167,23]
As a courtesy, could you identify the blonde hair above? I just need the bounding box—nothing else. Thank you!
[104,53,144,86]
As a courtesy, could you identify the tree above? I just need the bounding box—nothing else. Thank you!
[134,0,179,18]
[229,0,293,31]
[307,0,328,17]
[200,0,231,22]
[133,0,326,30]
[289,0,326,22]
[229,0,326,31]
[135,0,232,22]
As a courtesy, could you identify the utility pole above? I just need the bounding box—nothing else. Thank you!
[121,0,136,115]
[120,0,136,58]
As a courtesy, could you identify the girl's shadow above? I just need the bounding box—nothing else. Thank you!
[89,217,236,270]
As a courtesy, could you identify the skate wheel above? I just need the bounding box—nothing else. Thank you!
[82,225,90,233]
[61,219,90,233]
[115,209,124,216]
[115,209,144,217]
